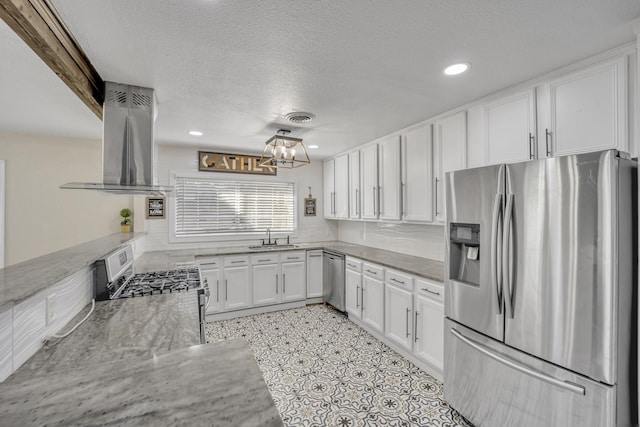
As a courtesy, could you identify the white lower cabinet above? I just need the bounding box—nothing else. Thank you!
[223,257,251,310]
[345,265,362,320]
[384,270,414,352]
[281,261,306,302]
[414,279,444,372]
[345,262,444,379]
[0,309,12,381]
[201,267,222,313]
[252,263,280,306]
[362,275,384,333]
[306,250,323,298]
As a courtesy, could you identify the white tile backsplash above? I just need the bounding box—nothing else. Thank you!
[338,221,445,261]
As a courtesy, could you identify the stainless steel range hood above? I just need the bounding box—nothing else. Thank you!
[61,82,171,195]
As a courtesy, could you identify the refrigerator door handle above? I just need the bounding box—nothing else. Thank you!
[491,193,503,314]
[502,193,515,318]
[450,328,586,395]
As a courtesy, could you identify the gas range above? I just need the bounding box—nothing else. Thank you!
[93,245,208,344]
[117,268,202,299]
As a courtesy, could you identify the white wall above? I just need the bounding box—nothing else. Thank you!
[338,221,445,261]
[0,133,131,266]
[142,145,338,251]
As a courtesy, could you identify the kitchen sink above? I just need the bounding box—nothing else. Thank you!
[248,244,298,250]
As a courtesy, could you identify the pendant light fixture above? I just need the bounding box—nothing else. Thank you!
[259,129,311,169]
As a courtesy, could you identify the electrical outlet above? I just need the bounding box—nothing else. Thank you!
[46,294,56,325]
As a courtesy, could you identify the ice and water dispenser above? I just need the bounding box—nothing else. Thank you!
[449,223,481,286]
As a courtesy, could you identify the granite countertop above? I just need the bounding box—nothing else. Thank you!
[9,291,201,381]
[0,339,283,427]
[0,232,144,310]
[135,241,445,282]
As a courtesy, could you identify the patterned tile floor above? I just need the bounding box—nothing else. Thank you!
[206,304,471,427]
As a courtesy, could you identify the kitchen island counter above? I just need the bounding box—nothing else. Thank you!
[8,291,201,381]
[135,241,444,282]
[0,339,283,427]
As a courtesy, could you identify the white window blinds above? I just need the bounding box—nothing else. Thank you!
[174,176,295,237]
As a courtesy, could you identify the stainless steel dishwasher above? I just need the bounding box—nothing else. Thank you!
[323,250,345,311]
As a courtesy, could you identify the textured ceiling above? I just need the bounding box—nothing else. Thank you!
[1,1,639,159]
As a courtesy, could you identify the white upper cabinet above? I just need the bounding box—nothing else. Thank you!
[378,135,402,221]
[348,151,361,219]
[334,154,349,219]
[323,159,335,218]
[360,144,379,220]
[484,89,537,165]
[401,123,433,222]
[433,111,467,223]
[540,56,628,157]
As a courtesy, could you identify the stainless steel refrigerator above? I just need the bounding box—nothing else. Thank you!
[444,150,637,426]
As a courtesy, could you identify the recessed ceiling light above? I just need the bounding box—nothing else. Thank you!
[308,145,319,149]
[189,130,203,136]
[444,63,470,76]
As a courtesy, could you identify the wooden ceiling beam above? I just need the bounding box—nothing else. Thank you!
[0,0,104,119]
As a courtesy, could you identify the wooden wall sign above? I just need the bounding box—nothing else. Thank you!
[198,151,277,176]
[146,196,165,219]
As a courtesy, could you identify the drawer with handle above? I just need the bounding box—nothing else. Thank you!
[386,269,414,291]
[281,251,306,262]
[196,257,221,269]
[250,254,280,265]
[416,278,444,303]
[362,262,384,279]
[345,257,362,272]
[223,255,249,267]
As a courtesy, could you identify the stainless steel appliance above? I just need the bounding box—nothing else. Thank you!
[94,245,208,344]
[444,150,637,426]
[323,250,345,311]
[61,82,171,195]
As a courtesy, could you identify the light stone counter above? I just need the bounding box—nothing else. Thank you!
[0,339,283,427]
[134,241,445,282]
[8,291,201,381]
[0,232,144,310]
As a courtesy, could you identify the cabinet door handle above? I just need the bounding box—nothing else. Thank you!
[356,285,360,308]
[365,269,376,275]
[414,311,419,342]
[231,260,245,264]
[276,274,278,294]
[258,259,271,262]
[309,254,321,258]
[361,286,365,310]
[216,279,219,302]
[528,133,535,160]
[401,182,407,217]
[422,287,440,296]
[283,273,286,294]
[545,128,552,157]
[225,279,228,301]
[372,186,377,215]
[332,192,336,214]
[347,263,356,268]
[355,189,359,215]
[434,177,440,217]
[391,278,405,285]
[199,262,218,267]
[378,186,383,216]
[406,308,411,338]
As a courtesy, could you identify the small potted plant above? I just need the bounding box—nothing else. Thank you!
[120,208,133,233]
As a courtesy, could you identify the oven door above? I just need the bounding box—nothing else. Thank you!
[198,288,207,344]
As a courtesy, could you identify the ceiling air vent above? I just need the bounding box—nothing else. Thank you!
[285,111,315,124]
